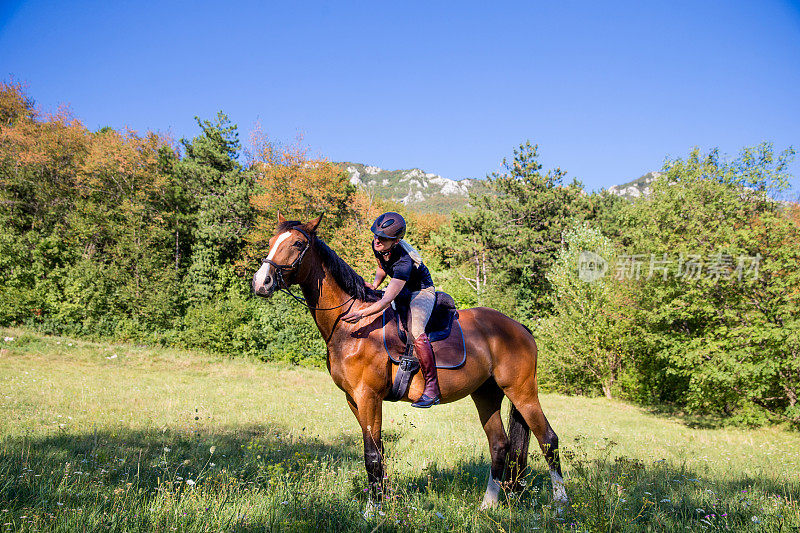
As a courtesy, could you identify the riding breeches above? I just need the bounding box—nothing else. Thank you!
[407,286,435,340]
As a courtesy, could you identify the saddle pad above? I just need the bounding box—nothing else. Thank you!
[382,307,466,369]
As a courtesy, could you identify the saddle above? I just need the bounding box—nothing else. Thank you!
[381,291,466,369]
[382,291,466,402]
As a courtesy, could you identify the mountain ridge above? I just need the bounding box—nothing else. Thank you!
[606,171,663,200]
[339,162,664,213]
[338,162,489,214]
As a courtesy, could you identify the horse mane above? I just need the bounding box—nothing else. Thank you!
[278,220,382,303]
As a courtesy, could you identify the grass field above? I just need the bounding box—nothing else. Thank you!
[1,327,799,532]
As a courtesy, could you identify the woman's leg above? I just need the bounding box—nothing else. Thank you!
[408,287,439,407]
[407,286,436,339]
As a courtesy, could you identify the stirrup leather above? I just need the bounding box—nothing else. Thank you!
[385,341,419,402]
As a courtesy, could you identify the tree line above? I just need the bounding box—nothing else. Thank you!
[1,81,798,426]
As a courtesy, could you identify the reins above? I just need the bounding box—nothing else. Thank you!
[262,227,356,311]
[276,282,355,311]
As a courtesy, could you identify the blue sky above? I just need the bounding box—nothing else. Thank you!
[1,0,799,191]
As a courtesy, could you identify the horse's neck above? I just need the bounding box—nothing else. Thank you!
[299,259,358,343]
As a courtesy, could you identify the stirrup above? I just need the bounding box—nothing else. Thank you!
[411,394,440,408]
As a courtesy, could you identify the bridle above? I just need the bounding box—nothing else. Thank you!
[261,227,355,311]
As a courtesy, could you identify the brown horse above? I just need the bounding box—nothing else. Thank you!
[252,214,568,514]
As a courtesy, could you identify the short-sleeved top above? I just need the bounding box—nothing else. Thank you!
[374,242,433,297]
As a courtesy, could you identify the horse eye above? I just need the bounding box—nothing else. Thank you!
[293,241,304,248]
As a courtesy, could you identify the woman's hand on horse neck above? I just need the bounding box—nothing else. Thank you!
[340,278,406,323]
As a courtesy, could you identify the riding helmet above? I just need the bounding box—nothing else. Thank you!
[371,212,406,240]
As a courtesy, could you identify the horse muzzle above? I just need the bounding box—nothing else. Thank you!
[253,279,275,298]
[252,264,277,298]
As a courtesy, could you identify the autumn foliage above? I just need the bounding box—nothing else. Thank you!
[245,130,435,275]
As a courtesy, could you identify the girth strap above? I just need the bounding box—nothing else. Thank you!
[385,342,420,402]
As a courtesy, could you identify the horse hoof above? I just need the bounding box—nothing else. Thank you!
[363,501,384,520]
[479,498,499,511]
[554,498,570,516]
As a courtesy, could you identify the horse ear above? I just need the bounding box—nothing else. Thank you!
[305,214,323,234]
[277,212,287,225]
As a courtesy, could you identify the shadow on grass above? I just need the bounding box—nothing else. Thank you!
[0,424,492,531]
[552,444,800,532]
[0,423,362,505]
[2,426,799,532]
[385,441,800,532]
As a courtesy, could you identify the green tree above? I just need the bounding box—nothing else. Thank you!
[176,113,255,301]
[436,141,590,317]
[538,224,631,398]
[618,144,799,423]
[0,84,88,326]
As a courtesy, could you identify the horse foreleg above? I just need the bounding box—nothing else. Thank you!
[471,379,508,510]
[346,391,384,518]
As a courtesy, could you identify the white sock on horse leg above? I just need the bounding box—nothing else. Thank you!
[480,470,502,509]
[550,469,568,504]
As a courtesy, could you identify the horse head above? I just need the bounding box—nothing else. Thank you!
[252,213,322,297]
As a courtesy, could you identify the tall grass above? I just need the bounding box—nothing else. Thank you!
[1,327,798,531]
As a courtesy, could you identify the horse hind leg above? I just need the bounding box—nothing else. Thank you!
[538,412,568,506]
[528,401,568,505]
[503,387,569,506]
[470,379,508,510]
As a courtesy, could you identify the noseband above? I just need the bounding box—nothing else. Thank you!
[261,227,355,311]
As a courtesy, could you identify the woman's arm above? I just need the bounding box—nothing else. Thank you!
[368,262,387,290]
[341,278,406,323]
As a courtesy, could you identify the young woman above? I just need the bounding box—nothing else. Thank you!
[341,212,440,407]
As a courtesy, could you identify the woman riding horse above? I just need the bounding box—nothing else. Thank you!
[252,214,568,515]
[340,212,440,408]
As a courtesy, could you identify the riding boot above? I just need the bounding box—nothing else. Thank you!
[411,333,441,408]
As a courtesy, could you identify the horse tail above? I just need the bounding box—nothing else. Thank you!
[505,403,531,490]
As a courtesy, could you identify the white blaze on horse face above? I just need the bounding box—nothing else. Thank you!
[254,231,292,293]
